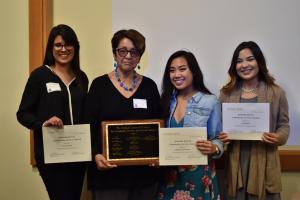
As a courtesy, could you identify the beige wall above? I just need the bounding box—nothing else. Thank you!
[282,172,300,200]
[0,0,48,199]
[0,1,299,200]
[53,0,113,81]
[0,1,111,199]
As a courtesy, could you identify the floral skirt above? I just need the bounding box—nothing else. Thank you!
[157,160,220,200]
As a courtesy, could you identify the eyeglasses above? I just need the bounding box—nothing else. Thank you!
[116,48,140,58]
[53,43,74,50]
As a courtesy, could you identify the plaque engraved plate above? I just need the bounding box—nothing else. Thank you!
[101,119,164,166]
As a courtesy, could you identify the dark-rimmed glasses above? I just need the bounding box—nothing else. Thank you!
[53,43,74,50]
[116,48,140,58]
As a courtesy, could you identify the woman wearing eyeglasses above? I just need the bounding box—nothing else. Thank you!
[84,29,161,200]
[17,24,88,200]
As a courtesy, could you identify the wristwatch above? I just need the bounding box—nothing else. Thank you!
[215,145,220,155]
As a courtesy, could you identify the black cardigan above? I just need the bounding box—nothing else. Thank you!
[17,65,88,164]
[84,74,161,189]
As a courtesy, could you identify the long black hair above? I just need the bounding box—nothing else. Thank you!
[161,50,211,119]
[43,24,84,89]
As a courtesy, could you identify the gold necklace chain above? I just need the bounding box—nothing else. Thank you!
[242,87,257,93]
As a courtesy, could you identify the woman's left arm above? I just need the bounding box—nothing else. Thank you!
[197,98,224,158]
[209,99,224,158]
[262,89,290,146]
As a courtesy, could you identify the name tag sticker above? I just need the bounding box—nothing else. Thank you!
[133,98,147,109]
[46,82,61,93]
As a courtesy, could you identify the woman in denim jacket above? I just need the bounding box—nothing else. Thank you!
[158,50,223,200]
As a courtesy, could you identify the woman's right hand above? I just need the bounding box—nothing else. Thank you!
[43,116,63,128]
[95,154,117,170]
[218,132,231,145]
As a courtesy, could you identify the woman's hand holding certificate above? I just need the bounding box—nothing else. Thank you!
[159,127,207,166]
[222,103,270,140]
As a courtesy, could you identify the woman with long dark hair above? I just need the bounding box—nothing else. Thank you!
[17,24,88,200]
[219,41,290,200]
[158,50,223,200]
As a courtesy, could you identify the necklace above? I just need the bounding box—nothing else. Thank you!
[114,68,138,92]
[242,86,257,93]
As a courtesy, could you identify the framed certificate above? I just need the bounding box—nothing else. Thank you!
[222,103,270,140]
[159,127,207,166]
[42,124,92,164]
[101,119,164,166]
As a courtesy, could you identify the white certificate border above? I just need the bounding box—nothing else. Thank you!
[42,124,91,164]
[222,103,269,140]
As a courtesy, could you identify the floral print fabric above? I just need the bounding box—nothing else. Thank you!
[157,161,220,200]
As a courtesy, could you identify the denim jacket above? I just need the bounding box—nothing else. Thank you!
[167,91,224,158]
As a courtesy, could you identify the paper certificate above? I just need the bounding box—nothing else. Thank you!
[42,124,91,163]
[222,103,270,140]
[159,127,207,166]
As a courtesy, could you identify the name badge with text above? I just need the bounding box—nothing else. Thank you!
[133,98,147,109]
[46,82,61,93]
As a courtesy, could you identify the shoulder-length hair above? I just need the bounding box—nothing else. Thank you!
[43,24,84,89]
[221,41,276,94]
[161,50,211,118]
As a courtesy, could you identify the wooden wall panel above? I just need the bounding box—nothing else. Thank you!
[280,150,300,171]
[28,0,53,165]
